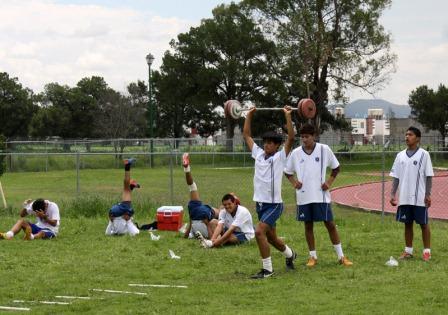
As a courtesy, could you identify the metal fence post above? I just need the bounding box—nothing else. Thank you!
[381,140,390,223]
[45,140,48,172]
[76,152,80,195]
[169,148,174,205]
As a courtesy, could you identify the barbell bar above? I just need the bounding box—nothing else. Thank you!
[224,98,316,120]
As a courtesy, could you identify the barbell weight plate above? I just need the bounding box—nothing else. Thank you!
[298,98,316,119]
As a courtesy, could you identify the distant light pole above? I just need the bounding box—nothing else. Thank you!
[146,53,155,167]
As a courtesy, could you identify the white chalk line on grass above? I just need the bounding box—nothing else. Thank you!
[0,306,31,311]
[13,300,70,305]
[129,284,188,289]
[91,289,147,296]
[55,295,92,300]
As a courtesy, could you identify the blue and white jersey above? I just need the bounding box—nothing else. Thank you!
[252,143,287,203]
[390,148,434,207]
[285,143,339,205]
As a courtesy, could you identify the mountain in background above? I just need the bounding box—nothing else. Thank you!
[328,99,411,118]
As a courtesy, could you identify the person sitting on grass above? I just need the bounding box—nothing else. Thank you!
[0,198,60,240]
[182,152,219,239]
[197,193,255,248]
[105,158,140,237]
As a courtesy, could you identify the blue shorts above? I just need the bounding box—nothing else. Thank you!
[396,205,428,225]
[297,203,334,222]
[109,201,134,218]
[188,200,214,221]
[223,227,248,243]
[256,203,283,228]
[29,223,56,239]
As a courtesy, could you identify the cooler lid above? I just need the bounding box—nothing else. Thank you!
[157,206,184,213]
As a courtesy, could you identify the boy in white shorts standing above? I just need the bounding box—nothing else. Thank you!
[284,123,352,267]
[390,126,434,261]
[243,105,297,279]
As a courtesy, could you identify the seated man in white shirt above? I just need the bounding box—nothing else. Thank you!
[0,198,60,240]
[198,193,255,248]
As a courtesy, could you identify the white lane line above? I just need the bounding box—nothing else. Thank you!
[90,289,147,296]
[0,306,31,311]
[128,284,188,289]
[13,300,70,305]
[55,296,92,300]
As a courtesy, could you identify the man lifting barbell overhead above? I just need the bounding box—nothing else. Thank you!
[243,104,298,279]
[224,98,316,120]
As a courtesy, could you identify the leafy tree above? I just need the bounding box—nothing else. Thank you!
[0,72,37,139]
[408,84,448,142]
[243,0,396,133]
[0,134,6,177]
[159,3,282,148]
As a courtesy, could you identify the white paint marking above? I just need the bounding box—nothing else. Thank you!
[0,306,31,311]
[55,296,92,300]
[90,289,147,296]
[13,300,70,305]
[128,284,188,289]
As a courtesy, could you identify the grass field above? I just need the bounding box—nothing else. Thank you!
[1,166,447,314]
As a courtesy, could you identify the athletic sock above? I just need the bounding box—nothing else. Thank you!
[29,234,35,240]
[334,243,344,260]
[188,182,197,192]
[423,248,431,254]
[184,166,191,173]
[405,247,413,255]
[5,231,14,239]
[309,250,317,259]
[281,245,293,258]
[262,257,273,272]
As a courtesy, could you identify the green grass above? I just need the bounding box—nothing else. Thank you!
[0,166,447,314]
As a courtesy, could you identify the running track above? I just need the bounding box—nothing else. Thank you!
[332,173,448,220]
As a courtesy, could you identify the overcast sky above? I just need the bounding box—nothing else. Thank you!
[0,0,447,105]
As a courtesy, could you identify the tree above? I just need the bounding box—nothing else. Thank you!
[31,77,109,141]
[161,3,283,148]
[0,134,5,177]
[408,84,448,142]
[0,72,37,139]
[243,0,396,133]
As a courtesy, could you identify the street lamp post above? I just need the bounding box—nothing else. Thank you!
[146,53,155,168]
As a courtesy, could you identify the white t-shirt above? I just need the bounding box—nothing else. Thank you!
[284,143,340,205]
[218,205,255,240]
[26,200,60,235]
[390,148,434,207]
[252,143,287,203]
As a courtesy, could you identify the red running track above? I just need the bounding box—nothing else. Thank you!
[332,175,448,220]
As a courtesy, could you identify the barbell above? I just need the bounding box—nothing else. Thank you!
[224,99,316,120]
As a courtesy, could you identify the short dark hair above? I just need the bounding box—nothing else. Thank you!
[222,194,236,203]
[299,123,315,136]
[32,199,46,212]
[407,126,421,138]
[261,131,283,144]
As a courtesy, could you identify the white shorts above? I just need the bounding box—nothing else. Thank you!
[191,220,208,238]
[105,217,140,236]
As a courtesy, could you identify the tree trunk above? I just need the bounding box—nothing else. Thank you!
[225,118,236,151]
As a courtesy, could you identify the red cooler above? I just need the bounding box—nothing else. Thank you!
[157,206,184,231]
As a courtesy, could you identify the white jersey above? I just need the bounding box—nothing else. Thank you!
[218,205,255,240]
[390,148,434,207]
[252,143,287,203]
[26,200,60,235]
[284,143,340,205]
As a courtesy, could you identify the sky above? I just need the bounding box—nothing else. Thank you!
[0,0,447,105]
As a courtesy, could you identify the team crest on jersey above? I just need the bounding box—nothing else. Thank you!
[315,157,320,162]
[413,160,418,165]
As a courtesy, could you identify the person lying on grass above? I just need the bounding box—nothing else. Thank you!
[0,198,60,240]
[196,193,255,248]
[105,158,140,237]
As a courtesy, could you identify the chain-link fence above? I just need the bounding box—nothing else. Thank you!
[1,139,447,220]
